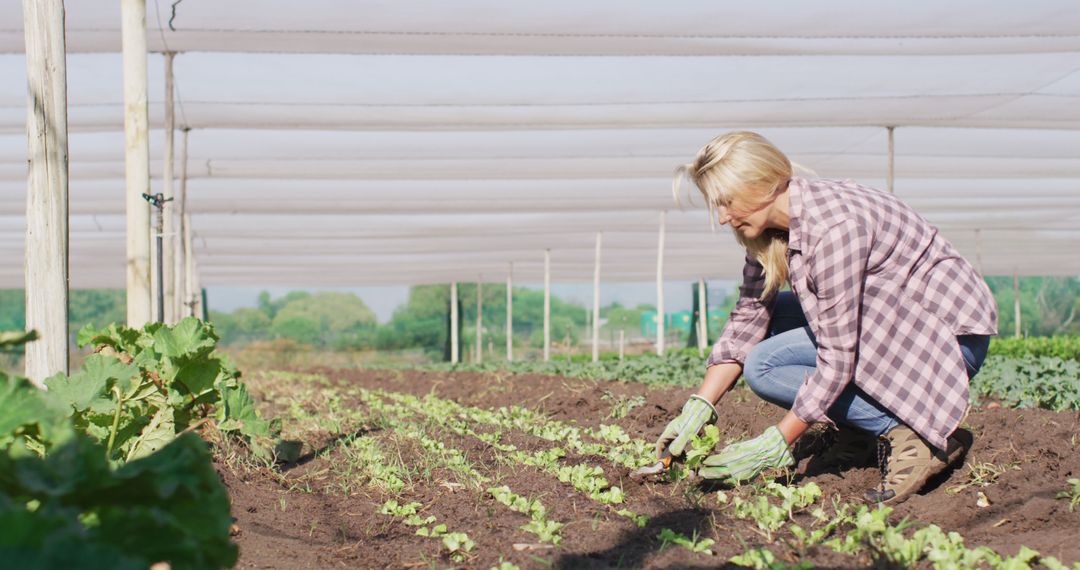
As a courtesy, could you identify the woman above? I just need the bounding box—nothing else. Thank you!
[656,131,997,504]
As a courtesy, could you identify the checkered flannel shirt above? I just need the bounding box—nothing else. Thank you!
[707,177,998,450]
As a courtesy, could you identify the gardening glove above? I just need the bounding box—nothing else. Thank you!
[655,395,718,458]
[698,426,794,482]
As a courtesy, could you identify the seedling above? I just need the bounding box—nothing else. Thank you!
[656,528,715,556]
[1057,478,1080,512]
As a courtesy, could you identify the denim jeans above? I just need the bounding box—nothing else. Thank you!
[742,291,991,436]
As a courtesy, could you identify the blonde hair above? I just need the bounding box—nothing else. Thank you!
[673,131,792,300]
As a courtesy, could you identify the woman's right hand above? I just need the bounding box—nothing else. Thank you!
[655,395,718,458]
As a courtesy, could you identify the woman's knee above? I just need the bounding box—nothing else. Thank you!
[743,344,772,396]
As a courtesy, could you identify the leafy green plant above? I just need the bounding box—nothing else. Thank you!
[970,356,1080,411]
[989,336,1080,361]
[73,318,289,460]
[0,331,238,568]
[1057,478,1080,512]
[0,432,237,569]
[656,527,715,556]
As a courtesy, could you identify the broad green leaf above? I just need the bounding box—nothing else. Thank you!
[125,405,175,462]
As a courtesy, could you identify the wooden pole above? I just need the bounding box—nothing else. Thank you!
[506,263,513,362]
[476,277,483,365]
[592,232,602,363]
[177,127,190,317]
[450,281,459,363]
[1014,270,1021,338]
[161,51,176,323]
[656,211,666,355]
[697,277,708,357]
[22,0,69,386]
[122,0,152,326]
[543,249,551,362]
[887,126,895,194]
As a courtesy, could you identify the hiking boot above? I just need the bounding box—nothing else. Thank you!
[864,426,971,505]
[813,428,876,471]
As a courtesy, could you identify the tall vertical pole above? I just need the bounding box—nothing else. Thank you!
[161,52,176,323]
[476,277,483,364]
[697,277,708,357]
[974,229,983,276]
[543,249,551,362]
[592,232,602,362]
[1013,270,1021,338]
[450,281,459,363]
[122,0,152,326]
[183,213,194,317]
[618,330,625,361]
[179,129,191,316]
[22,0,69,386]
[656,211,666,355]
[886,126,895,194]
[506,263,513,362]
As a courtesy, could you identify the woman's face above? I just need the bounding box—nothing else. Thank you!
[716,195,773,240]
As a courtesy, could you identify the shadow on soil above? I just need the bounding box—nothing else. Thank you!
[554,507,743,569]
[279,426,378,471]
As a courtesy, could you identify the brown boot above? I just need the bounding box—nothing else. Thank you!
[864,426,971,505]
[811,428,877,472]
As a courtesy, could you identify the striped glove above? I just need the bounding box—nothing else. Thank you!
[655,395,718,458]
[698,426,794,482]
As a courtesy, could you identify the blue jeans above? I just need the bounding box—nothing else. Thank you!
[743,291,991,436]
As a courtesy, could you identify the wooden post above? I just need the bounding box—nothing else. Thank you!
[618,330,625,361]
[190,257,202,318]
[886,126,895,194]
[177,127,190,317]
[506,263,513,362]
[656,211,666,355]
[22,0,70,386]
[592,232,602,362]
[161,51,176,323]
[450,281,459,363]
[543,249,551,362]
[122,0,152,326]
[697,277,708,357]
[476,277,483,365]
[1014,270,1021,338]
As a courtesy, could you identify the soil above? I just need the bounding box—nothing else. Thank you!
[220,368,1080,569]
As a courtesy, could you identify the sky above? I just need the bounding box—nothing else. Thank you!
[208,280,737,324]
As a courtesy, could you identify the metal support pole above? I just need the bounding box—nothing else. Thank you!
[697,277,708,357]
[618,330,625,361]
[592,232,602,363]
[179,129,191,316]
[162,51,176,323]
[1014,270,1022,338]
[22,0,70,386]
[506,263,513,362]
[476,277,483,365]
[143,193,173,323]
[656,211,666,355]
[975,229,983,276]
[451,281,459,363]
[543,249,551,362]
[887,126,895,194]
[122,0,151,326]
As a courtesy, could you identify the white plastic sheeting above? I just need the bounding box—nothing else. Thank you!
[2,1,1079,287]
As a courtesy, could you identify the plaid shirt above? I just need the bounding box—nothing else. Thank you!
[708,177,998,450]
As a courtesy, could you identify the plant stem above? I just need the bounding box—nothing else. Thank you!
[106,386,125,458]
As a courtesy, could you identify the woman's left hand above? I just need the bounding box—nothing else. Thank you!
[699,425,794,482]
